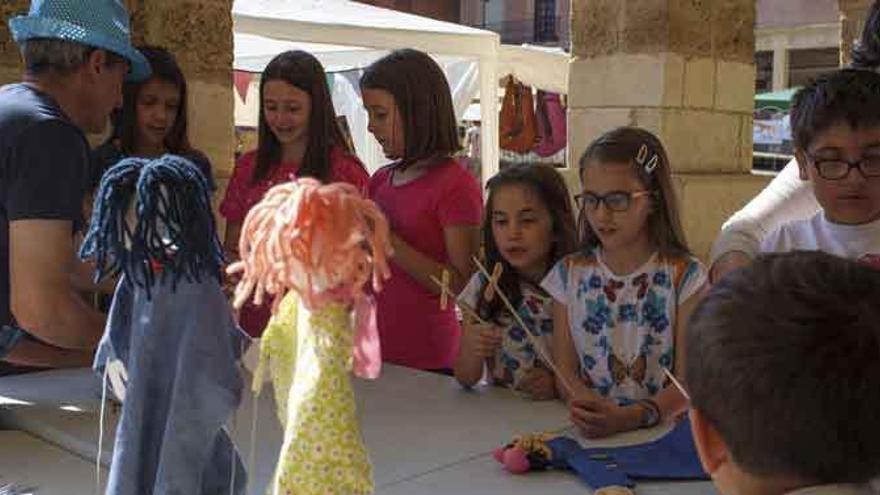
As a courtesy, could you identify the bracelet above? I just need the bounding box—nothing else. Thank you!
[637,399,661,428]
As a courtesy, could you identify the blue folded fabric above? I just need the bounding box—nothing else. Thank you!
[547,419,708,490]
[95,276,250,495]
[584,419,708,480]
[548,437,634,488]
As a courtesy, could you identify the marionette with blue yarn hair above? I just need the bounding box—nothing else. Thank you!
[81,154,249,495]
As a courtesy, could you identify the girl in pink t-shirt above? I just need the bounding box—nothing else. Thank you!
[220,50,368,337]
[361,49,483,371]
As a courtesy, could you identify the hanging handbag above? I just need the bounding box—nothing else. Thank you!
[499,77,538,154]
[533,90,567,157]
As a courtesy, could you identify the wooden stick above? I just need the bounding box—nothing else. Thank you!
[662,367,690,401]
[482,262,503,303]
[439,269,451,310]
[472,256,576,398]
[429,274,488,325]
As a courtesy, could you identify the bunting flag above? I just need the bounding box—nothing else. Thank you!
[234,70,253,103]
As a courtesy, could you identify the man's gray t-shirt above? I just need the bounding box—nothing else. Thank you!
[0,83,89,328]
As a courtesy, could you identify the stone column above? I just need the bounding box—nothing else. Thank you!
[566,0,770,259]
[0,1,29,86]
[772,47,790,91]
[839,0,872,65]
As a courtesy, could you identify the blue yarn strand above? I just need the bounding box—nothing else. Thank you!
[80,154,224,297]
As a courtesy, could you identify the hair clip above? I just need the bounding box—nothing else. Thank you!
[635,144,658,175]
[644,155,659,174]
[636,144,649,165]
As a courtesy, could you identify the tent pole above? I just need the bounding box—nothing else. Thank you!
[479,56,499,187]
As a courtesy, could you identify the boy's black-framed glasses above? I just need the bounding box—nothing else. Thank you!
[806,152,880,180]
[575,190,651,212]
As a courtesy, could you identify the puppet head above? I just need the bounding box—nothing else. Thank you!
[79,154,223,295]
[228,178,392,312]
[494,433,555,473]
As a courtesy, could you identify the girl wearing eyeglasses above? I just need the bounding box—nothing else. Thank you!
[541,127,707,439]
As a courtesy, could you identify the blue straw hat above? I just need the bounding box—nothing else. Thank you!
[8,0,150,81]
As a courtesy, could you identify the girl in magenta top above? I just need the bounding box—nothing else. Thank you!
[361,49,483,372]
[221,50,369,337]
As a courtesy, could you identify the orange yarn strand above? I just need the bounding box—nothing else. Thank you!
[228,179,392,312]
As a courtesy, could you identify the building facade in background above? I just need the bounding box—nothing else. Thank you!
[755,0,840,92]
[354,0,461,23]
[356,0,570,47]
[357,0,842,93]
[460,0,570,46]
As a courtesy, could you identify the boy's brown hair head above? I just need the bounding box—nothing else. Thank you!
[790,69,880,152]
[686,251,880,484]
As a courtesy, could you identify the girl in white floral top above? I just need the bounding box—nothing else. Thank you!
[542,127,707,438]
[454,164,577,400]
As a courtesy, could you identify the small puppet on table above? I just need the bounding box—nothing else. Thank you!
[229,178,392,495]
[80,155,248,495]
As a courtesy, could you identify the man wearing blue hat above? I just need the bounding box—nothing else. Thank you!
[0,0,150,373]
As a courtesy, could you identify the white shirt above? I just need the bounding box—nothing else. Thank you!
[711,159,819,264]
[541,249,706,403]
[761,211,880,264]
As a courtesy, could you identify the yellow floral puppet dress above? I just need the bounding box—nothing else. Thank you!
[229,178,391,495]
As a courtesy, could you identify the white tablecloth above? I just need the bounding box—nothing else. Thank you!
[0,365,717,495]
[0,430,106,495]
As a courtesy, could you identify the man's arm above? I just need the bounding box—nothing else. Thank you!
[10,219,105,350]
[4,335,93,368]
[70,256,117,294]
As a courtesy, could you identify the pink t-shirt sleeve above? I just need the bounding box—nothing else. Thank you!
[437,166,483,227]
[366,166,388,200]
[219,151,256,222]
[330,149,370,196]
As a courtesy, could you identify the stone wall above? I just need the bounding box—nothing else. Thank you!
[0,1,28,86]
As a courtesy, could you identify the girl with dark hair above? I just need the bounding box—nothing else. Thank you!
[454,164,576,399]
[543,127,707,438]
[220,50,369,337]
[710,0,880,282]
[91,46,213,190]
[361,49,483,372]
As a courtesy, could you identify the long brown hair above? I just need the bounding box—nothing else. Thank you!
[254,50,352,183]
[359,49,460,169]
[476,164,577,322]
[111,46,194,156]
[577,127,690,257]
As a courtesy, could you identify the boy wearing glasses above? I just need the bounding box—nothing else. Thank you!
[761,69,880,265]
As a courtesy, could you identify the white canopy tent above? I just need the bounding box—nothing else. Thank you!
[498,44,569,96]
[232,0,501,184]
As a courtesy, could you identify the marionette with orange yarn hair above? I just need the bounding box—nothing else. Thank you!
[228,178,392,495]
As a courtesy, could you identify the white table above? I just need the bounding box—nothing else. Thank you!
[0,366,717,494]
[0,430,106,495]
